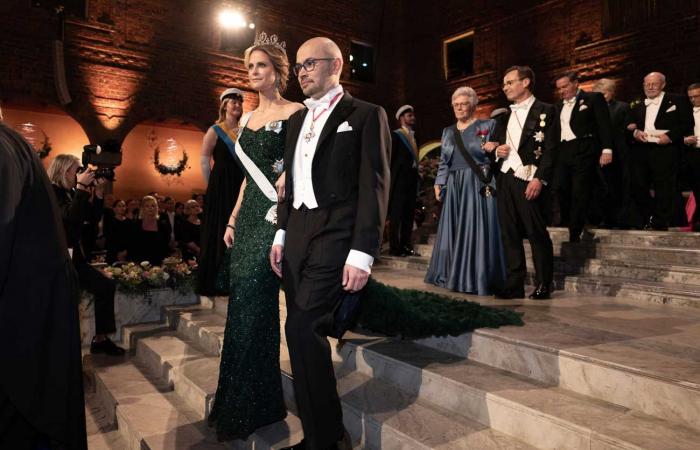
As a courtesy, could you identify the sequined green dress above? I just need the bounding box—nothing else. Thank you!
[208,121,287,441]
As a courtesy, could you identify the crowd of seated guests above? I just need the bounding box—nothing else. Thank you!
[99,191,204,266]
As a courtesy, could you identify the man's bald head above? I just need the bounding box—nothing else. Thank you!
[296,37,344,99]
[644,71,666,99]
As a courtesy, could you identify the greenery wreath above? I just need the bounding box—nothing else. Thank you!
[153,146,188,176]
[37,140,52,159]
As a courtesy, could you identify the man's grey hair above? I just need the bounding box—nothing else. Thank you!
[593,78,616,94]
[451,86,479,109]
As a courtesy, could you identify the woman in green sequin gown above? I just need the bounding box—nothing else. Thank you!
[207,41,304,442]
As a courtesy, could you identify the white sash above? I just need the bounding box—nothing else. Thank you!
[235,112,279,224]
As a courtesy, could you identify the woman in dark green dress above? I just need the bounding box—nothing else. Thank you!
[207,37,304,442]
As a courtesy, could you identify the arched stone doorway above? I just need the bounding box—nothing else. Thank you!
[117,119,206,203]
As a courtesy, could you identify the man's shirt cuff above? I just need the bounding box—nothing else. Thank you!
[273,229,286,247]
[602,148,613,154]
[345,250,374,274]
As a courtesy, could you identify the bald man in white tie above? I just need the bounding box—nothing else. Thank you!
[628,72,693,230]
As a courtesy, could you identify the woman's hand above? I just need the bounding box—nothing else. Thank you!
[275,172,286,202]
[434,185,443,202]
[76,169,95,190]
[223,226,235,248]
[482,141,498,153]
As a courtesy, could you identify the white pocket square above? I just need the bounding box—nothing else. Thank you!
[666,105,677,113]
[579,104,588,111]
[337,121,353,133]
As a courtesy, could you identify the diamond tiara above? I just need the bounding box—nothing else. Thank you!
[253,32,286,51]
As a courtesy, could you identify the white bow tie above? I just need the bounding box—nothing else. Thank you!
[510,103,527,111]
[694,106,700,113]
[563,98,576,106]
[304,97,331,110]
[645,98,660,106]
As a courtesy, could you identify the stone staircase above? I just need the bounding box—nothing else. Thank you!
[379,227,700,308]
[86,285,700,449]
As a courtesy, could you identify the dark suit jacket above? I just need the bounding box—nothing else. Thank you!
[389,129,419,202]
[556,90,613,154]
[495,98,560,184]
[607,99,632,152]
[628,93,693,144]
[52,184,103,264]
[277,92,391,258]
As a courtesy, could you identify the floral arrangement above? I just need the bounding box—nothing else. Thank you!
[102,259,197,297]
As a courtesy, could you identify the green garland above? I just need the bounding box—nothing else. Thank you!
[358,279,524,339]
[37,140,52,159]
[153,147,188,176]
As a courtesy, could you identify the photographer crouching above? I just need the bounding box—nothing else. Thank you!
[47,154,125,356]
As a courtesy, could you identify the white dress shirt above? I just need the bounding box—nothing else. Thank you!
[560,97,577,142]
[560,92,612,154]
[501,95,537,181]
[694,106,700,148]
[273,85,374,273]
[644,92,665,132]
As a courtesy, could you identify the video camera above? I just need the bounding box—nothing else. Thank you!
[81,139,122,182]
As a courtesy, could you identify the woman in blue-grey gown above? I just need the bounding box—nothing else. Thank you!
[425,86,506,295]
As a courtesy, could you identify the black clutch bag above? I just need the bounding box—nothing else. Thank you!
[326,290,362,339]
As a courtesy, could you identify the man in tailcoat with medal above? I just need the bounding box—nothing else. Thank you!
[388,105,420,256]
[494,65,559,300]
[269,37,391,450]
[553,71,614,242]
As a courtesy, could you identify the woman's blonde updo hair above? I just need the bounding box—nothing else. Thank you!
[47,154,80,190]
[244,44,290,94]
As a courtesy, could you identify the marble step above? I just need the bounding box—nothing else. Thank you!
[320,333,700,450]
[416,240,700,267]
[423,228,700,248]
[564,274,700,309]
[583,258,700,286]
[174,306,700,449]
[134,332,533,450]
[378,255,700,308]
[90,353,304,450]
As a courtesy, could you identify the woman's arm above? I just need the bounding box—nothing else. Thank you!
[200,127,217,183]
[223,178,247,247]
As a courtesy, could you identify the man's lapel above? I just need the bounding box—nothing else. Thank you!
[315,93,356,152]
[655,94,673,127]
[284,108,308,184]
[570,91,583,123]
[519,100,541,150]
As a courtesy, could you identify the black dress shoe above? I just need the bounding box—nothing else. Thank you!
[280,439,306,450]
[90,337,126,356]
[494,288,525,300]
[389,249,406,257]
[402,246,421,257]
[528,286,552,300]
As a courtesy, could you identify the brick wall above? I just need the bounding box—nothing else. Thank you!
[0,0,405,144]
[1,0,697,146]
[405,0,700,141]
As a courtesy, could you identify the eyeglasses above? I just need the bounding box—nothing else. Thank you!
[293,58,335,76]
[452,102,471,109]
[502,78,523,88]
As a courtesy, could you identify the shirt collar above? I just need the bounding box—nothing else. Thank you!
[304,84,344,110]
[511,95,536,110]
